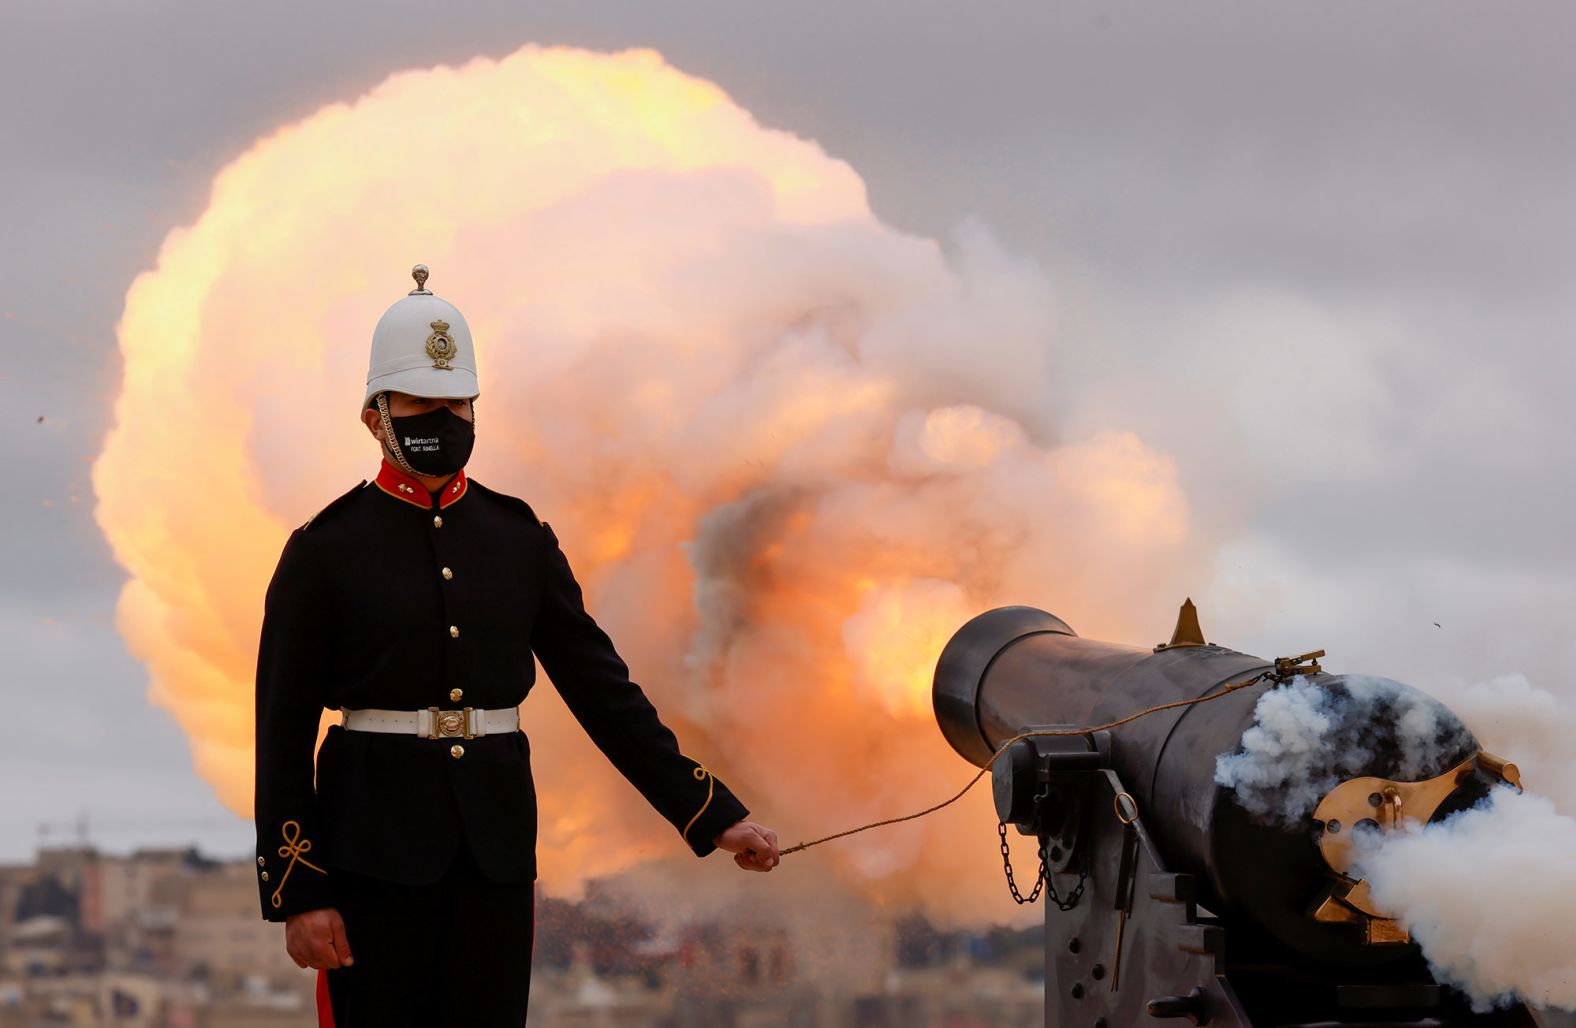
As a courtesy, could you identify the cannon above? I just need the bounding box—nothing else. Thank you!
[933,602,1571,1027]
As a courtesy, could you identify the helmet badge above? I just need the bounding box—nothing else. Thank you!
[426,320,457,370]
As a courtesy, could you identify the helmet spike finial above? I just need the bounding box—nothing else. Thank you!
[410,264,432,295]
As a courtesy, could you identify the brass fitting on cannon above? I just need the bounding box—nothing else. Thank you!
[1309,751,1522,943]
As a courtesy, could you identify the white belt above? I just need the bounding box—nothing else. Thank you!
[339,706,519,740]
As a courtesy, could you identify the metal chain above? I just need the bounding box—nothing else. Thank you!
[375,392,419,477]
[1047,864,1088,912]
[998,821,1046,904]
[998,823,1089,910]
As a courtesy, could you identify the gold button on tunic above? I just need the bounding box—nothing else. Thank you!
[254,456,749,935]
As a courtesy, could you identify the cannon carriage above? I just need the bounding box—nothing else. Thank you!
[933,603,1566,1028]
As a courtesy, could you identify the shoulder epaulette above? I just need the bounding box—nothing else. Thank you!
[301,480,367,531]
[467,479,547,527]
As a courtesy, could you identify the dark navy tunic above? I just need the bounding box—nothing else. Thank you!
[253,459,748,921]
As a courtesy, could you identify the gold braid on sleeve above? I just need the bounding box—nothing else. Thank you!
[681,762,716,845]
[270,820,328,910]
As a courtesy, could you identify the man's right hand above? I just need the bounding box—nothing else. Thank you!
[285,907,354,970]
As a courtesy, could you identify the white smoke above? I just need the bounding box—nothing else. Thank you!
[1356,788,1576,1011]
[1213,675,1471,825]
[1355,673,1576,1012]
[1422,674,1576,812]
[1218,670,1576,1011]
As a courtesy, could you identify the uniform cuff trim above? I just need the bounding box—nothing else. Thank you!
[680,762,716,846]
[270,820,328,911]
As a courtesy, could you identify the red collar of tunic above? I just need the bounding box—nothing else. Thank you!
[373,459,470,510]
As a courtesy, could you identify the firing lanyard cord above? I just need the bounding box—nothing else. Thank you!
[779,668,1277,857]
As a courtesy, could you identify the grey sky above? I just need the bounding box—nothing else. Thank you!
[5,2,1576,861]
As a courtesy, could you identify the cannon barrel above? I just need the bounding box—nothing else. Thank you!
[933,605,1485,965]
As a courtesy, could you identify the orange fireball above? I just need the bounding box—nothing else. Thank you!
[93,44,1192,916]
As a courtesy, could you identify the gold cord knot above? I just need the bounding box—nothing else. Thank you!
[269,820,327,909]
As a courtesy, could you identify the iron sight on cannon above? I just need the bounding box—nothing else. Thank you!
[933,602,1566,1028]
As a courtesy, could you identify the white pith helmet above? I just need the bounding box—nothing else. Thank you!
[362,264,479,411]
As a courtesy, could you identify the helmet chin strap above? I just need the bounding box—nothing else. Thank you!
[374,391,477,478]
[375,391,420,477]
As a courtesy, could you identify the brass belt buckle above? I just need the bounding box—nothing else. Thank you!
[428,706,475,740]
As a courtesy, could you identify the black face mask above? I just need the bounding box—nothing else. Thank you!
[389,406,475,477]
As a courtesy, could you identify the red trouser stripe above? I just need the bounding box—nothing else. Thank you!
[316,968,335,1027]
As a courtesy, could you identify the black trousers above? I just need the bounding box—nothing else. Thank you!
[321,842,535,1027]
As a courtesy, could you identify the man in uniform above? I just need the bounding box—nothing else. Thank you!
[253,265,780,1027]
